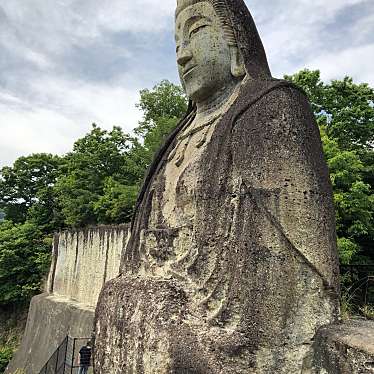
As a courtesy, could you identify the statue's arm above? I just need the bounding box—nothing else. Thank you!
[231,85,339,290]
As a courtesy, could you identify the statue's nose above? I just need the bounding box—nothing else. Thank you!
[177,46,193,66]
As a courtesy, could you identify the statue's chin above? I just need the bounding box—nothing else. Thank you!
[186,83,216,104]
[185,75,239,106]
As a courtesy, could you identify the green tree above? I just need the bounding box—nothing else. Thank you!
[135,80,187,138]
[286,70,374,264]
[285,70,374,150]
[0,221,50,306]
[93,178,139,224]
[54,125,142,227]
[134,80,188,166]
[0,154,63,226]
[0,345,13,373]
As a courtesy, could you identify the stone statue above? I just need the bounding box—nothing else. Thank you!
[94,0,340,372]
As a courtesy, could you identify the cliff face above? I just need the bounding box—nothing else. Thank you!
[6,225,128,374]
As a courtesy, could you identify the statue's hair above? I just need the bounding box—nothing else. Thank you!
[176,0,237,46]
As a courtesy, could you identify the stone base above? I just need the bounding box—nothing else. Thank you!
[6,293,94,374]
[313,320,374,374]
[9,290,374,374]
[94,275,333,374]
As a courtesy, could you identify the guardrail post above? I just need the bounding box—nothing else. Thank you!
[62,336,68,374]
[54,345,60,373]
[71,338,76,374]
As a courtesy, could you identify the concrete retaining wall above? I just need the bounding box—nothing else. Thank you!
[6,294,95,374]
[6,225,128,374]
[48,226,128,306]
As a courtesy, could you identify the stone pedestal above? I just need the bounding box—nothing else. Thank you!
[313,320,374,374]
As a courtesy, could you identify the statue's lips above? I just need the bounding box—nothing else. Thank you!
[183,65,197,78]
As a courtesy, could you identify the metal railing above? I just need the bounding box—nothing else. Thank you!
[38,336,93,374]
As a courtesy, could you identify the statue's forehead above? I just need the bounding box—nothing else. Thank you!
[175,2,216,31]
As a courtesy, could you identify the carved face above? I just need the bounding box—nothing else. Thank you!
[175,2,235,103]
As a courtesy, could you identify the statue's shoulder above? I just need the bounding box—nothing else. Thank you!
[243,78,308,110]
[232,78,312,128]
[229,79,318,152]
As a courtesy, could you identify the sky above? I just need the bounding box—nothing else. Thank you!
[0,0,373,168]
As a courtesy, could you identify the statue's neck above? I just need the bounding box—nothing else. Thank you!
[195,79,240,123]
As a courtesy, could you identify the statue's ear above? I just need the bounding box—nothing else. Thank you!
[230,46,246,78]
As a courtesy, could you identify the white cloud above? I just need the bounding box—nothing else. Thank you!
[26,75,142,129]
[248,0,374,82]
[0,106,77,162]
[94,0,175,33]
[0,0,175,58]
[0,0,373,168]
[0,77,142,167]
[305,44,374,85]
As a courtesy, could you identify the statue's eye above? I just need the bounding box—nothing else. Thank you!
[189,24,208,37]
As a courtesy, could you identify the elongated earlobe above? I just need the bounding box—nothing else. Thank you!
[230,46,246,78]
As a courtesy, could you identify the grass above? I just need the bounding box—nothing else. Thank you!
[359,305,374,320]
[340,272,373,321]
[0,345,13,373]
[0,307,27,374]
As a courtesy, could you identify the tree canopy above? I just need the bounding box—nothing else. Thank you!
[0,221,50,306]
[0,154,63,228]
[54,125,142,227]
[134,80,188,166]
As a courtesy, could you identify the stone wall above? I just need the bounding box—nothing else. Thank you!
[48,226,128,306]
[6,225,128,374]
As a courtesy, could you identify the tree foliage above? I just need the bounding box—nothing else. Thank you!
[0,154,63,227]
[135,80,187,138]
[93,179,139,224]
[0,221,50,306]
[134,80,188,166]
[0,345,13,373]
[54,125,143,227]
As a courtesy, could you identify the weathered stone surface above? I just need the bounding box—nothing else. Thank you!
[313,321,374,374]
[94,0,340,373]
[49,225,127,306]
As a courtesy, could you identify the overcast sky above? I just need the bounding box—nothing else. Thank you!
[0,0,373,167]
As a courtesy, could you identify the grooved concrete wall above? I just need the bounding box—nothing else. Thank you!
[48,225,128,306]
[6,225,128,374]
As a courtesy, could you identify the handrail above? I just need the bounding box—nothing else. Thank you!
[38,336,92,374]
